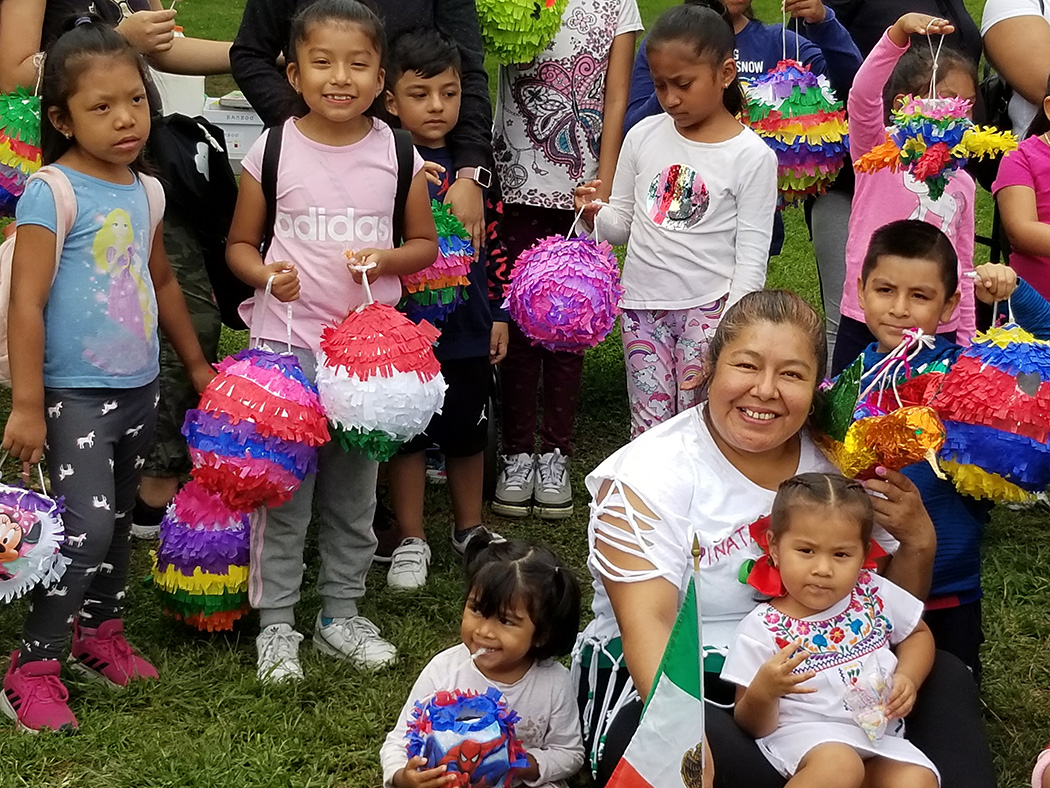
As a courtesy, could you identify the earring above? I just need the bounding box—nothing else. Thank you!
[63,131,72,139]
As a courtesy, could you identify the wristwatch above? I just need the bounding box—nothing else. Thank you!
[455,166,493,189]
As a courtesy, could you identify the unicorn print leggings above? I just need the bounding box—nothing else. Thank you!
[21,381,158,662]
[621,297,727,439]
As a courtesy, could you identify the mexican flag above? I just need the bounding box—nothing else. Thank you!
[606,575,706,788]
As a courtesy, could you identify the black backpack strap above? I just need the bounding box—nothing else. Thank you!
[392,128,414,246]
[260,122,285,258]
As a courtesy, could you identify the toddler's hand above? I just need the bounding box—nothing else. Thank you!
[752,640,817,700]
[894,13,955,37]
[2,407,47,466]
[784,0,826,25]
[573,179,603,231]
[971,263,1018,304]
[264,262,300,302]
[886,672,918,719]
[346,249,387,282]
[392,757,458,788]
[422,161,446,187]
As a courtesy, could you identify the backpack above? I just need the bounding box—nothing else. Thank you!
[147,113,251,330]
[259,122,415,258]
[0,167,164,385]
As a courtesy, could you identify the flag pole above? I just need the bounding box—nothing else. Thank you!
[691,534,706,782]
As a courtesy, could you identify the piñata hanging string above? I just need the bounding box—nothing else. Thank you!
[854,22,1016,199]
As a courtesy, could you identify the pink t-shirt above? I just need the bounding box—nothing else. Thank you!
[842,31,976,344]
[240,117,423,352]
[993,135,1050,299]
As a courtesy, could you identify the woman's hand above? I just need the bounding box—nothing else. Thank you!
[573,179,603,231]
[392,757,456,788]
[116,9,177,55]
[971,263,1019,304]
[886,672,918,719]
[2,406,46,466]
[264,262,300,302]
[863,467,935,548]
[784,0,826,25]
[890,14,955,46]
[444,179,483,256]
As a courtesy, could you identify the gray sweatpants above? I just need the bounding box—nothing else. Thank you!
[811,190,853,365]
[22,381,158,662]
[246,347,379,629]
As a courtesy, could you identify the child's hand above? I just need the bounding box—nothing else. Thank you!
[893,13,955,39]
[573,179,603,230]
[188,361,217,395]
[2,407,47,466]
[971,263,1019,304]
[264,262,300,302]
[784,0,826,25]
[886,672,918,719]
[392,757,458,788]
[751,640,817,700]
[346,249,388,282]
[422,162,446,187]
[490,321,509,364]
[116,8,177,54]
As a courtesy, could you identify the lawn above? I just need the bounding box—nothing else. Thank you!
[2,0,1049,785]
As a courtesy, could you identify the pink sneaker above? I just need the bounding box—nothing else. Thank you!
[1,650,78,733]
[69,620,159,688]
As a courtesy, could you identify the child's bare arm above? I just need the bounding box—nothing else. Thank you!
[997,186,1050,258]
[733,642,816,738]
[886,621,935,719]
[226,172,300,302]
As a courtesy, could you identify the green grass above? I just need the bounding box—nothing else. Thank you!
[4,0,1049,785]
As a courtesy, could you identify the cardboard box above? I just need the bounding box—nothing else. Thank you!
[201,97,264,172]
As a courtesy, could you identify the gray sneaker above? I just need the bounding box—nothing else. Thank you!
[256,623,304,683]
[491,453,536,518]
[534,449,573,520]
[312,612,396,670]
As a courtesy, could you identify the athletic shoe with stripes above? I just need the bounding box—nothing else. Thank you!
[69,620,159,689]
[1,650,78,733]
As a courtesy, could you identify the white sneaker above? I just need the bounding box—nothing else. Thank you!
[491,453,536,518]
[256,623,304,683]
[534,449,573,520]
[312,612,396,670]
[387,538,431,591]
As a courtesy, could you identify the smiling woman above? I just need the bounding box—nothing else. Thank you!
[571,289,996,788]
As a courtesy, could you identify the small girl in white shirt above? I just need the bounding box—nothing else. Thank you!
[723,473,939,788]
[381,534,584,788]
[575,3,777,438]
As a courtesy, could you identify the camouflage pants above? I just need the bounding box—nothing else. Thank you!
[142,210,221,478]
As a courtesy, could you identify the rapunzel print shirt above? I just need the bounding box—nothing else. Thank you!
[493,0,643,211]
[16,166,161,388]
[722,572,925,727]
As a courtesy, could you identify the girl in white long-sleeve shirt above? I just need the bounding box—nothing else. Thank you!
[380,534,584,788]
[576,4,777,438]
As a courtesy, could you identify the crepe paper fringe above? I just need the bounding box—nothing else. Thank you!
[814,356,864,443]
[0,89,41,146]
[940,421,1050,490]
[0,485,69,603]
[166,480,250,532]
[317,364,448,462]
[744,60,849,206]
[167,608,248,632]
[406,687,529,788]
[184,411,319,477]
[503,235,623,353]
[475,0,568,65]
[188,450,303,512]
[400,200,474,323]
[941,460,1032,503]
[854,95,1017,200]
[152,560,250,596]
[319,302,442,381]
[157,585,248,615]
[0,132,41,175]
[815,405,946,480]
[157,519,250,576]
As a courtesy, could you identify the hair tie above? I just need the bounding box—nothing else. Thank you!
[74,16,92,26]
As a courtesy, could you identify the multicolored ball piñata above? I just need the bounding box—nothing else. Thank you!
[475,0,568,65]
[744,60,850,207]
[151,481,251,631]
[406,688,529,788]
[315,302,445,461]
[930,324,1050,501]
[503,235,623,353]
[0,88,42,217]
[0,482,68,603]
[855,96,1016,200]
[183,348,329,512]
[400,200,474,324]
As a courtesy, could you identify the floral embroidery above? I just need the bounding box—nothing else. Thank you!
[760,571,891,674]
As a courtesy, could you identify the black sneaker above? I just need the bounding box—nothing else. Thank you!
[450,525,503,556]
[131,498,166,540]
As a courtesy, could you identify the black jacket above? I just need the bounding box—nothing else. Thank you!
[230,0,493,171]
